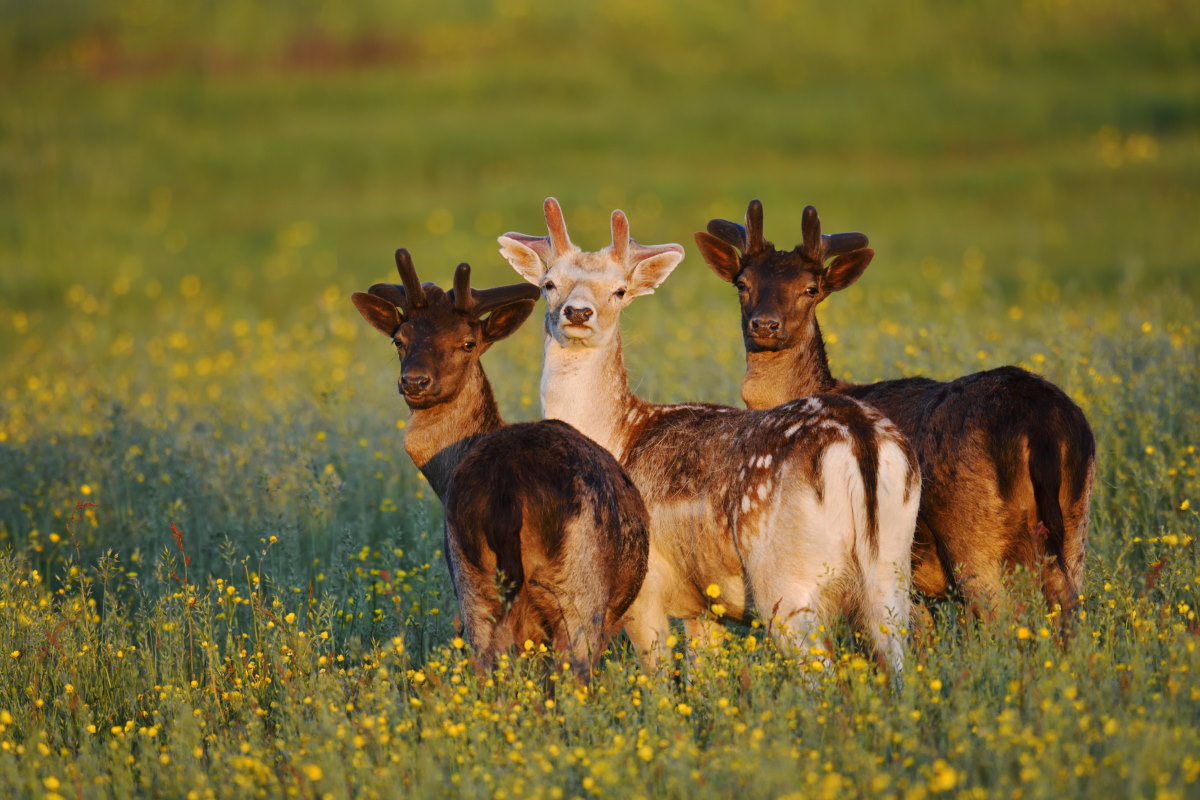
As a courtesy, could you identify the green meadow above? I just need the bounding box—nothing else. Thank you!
[0,1,1197,797]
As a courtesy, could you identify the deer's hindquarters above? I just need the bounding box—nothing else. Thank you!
[720,396,920,672]
[443,421,649,676]
[865,367,1096,615]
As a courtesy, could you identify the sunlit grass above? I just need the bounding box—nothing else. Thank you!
[1,0,1198,796]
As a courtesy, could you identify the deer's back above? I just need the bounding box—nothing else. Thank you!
[844,366,1093,505]
[618,394,912,616]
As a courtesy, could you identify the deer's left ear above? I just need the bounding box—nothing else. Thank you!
[627,245,685,297]
[694,232,741,283]
[351,292,402,336]
[498,236,548,285]
[823,249,874,293]
[480,299,537,345]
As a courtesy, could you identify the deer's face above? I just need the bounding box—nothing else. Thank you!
[536,250,631,348]
[499,200,684,351]
[390,305,483,409]
[732,250,828,352]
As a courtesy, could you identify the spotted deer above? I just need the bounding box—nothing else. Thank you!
[351,250,649,678]
[498,199,921,673]
[695,200,1095,616]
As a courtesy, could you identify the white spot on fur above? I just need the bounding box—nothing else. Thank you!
[757,482,769,500]
[761,454,773,469]
[741,495,752,513]
[785,423,804,437]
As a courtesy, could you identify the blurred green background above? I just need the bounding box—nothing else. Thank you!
[0,0,1197,638]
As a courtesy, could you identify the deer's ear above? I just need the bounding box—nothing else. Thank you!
[694,232,742,283]
[497,236,548,285]
[627,246,685,297]
[480,299,537,345]
[823,249,874,293]
[352,292,402,336]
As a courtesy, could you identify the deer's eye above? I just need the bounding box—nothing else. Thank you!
[805,286,819,297]
[614,287,627,299]
[734,280,748,292]
[542,281,556,292]
[462,340,477,353]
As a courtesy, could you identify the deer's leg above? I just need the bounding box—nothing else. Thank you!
[745,558,830,667]
[620,553,674,672]
[623,596,671,672]
[455,570,503,670]
[920,495,1008,622]
[860,558,911,675]
[684,617,726,654]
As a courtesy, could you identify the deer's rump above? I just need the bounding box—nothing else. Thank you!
[445,420,650,646]
[842,365,1095,602]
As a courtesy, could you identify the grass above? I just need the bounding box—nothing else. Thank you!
[0,0,1198,797]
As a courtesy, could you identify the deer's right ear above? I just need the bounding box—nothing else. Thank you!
[694,232,742,283]
[351,292,402,337]
[497,236,547,285]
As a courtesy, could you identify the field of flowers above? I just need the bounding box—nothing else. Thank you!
[2,1,1198,797]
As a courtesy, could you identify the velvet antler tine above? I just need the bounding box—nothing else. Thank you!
[543,197,573,254]
[470,283,543,317]
[394,248,426,307]
[746,199,766,253]
[611,210,630,263]
[453,262,473,313]
[801,205,824,261]
[367,283,409,309]
[706,219,748,252]
[822,232,870,258]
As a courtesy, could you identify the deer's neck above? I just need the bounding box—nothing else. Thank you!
[541,331,643,460]
[741,317,838,410]
[403,364,503,501]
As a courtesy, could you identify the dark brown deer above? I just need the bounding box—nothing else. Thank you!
[695,200,1095,617]
[351,250,649,677]
[500,199,921,674]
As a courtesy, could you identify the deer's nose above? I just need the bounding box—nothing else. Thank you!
[563,306,594,325]
[400,374,432,394]
[749,316,781,334]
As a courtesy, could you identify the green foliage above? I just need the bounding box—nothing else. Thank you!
[0,0,1197,797]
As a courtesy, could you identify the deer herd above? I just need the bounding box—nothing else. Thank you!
[351,197,1096,681]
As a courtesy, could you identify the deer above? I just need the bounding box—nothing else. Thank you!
[350,249,650,679]
[694,200,1096,619]
[498,198,922,675]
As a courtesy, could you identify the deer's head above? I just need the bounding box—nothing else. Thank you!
[352,249,540,409]
[498,198,685,349]
[695,200,874,352]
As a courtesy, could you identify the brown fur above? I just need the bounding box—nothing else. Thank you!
[352,252,649,678]
[697,201,1096,615]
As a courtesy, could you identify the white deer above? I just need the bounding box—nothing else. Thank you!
[499,199,921,673]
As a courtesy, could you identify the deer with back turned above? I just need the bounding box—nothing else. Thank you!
[499,198,921,674]
[351,249,649,678]
[695,200,1095,616]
